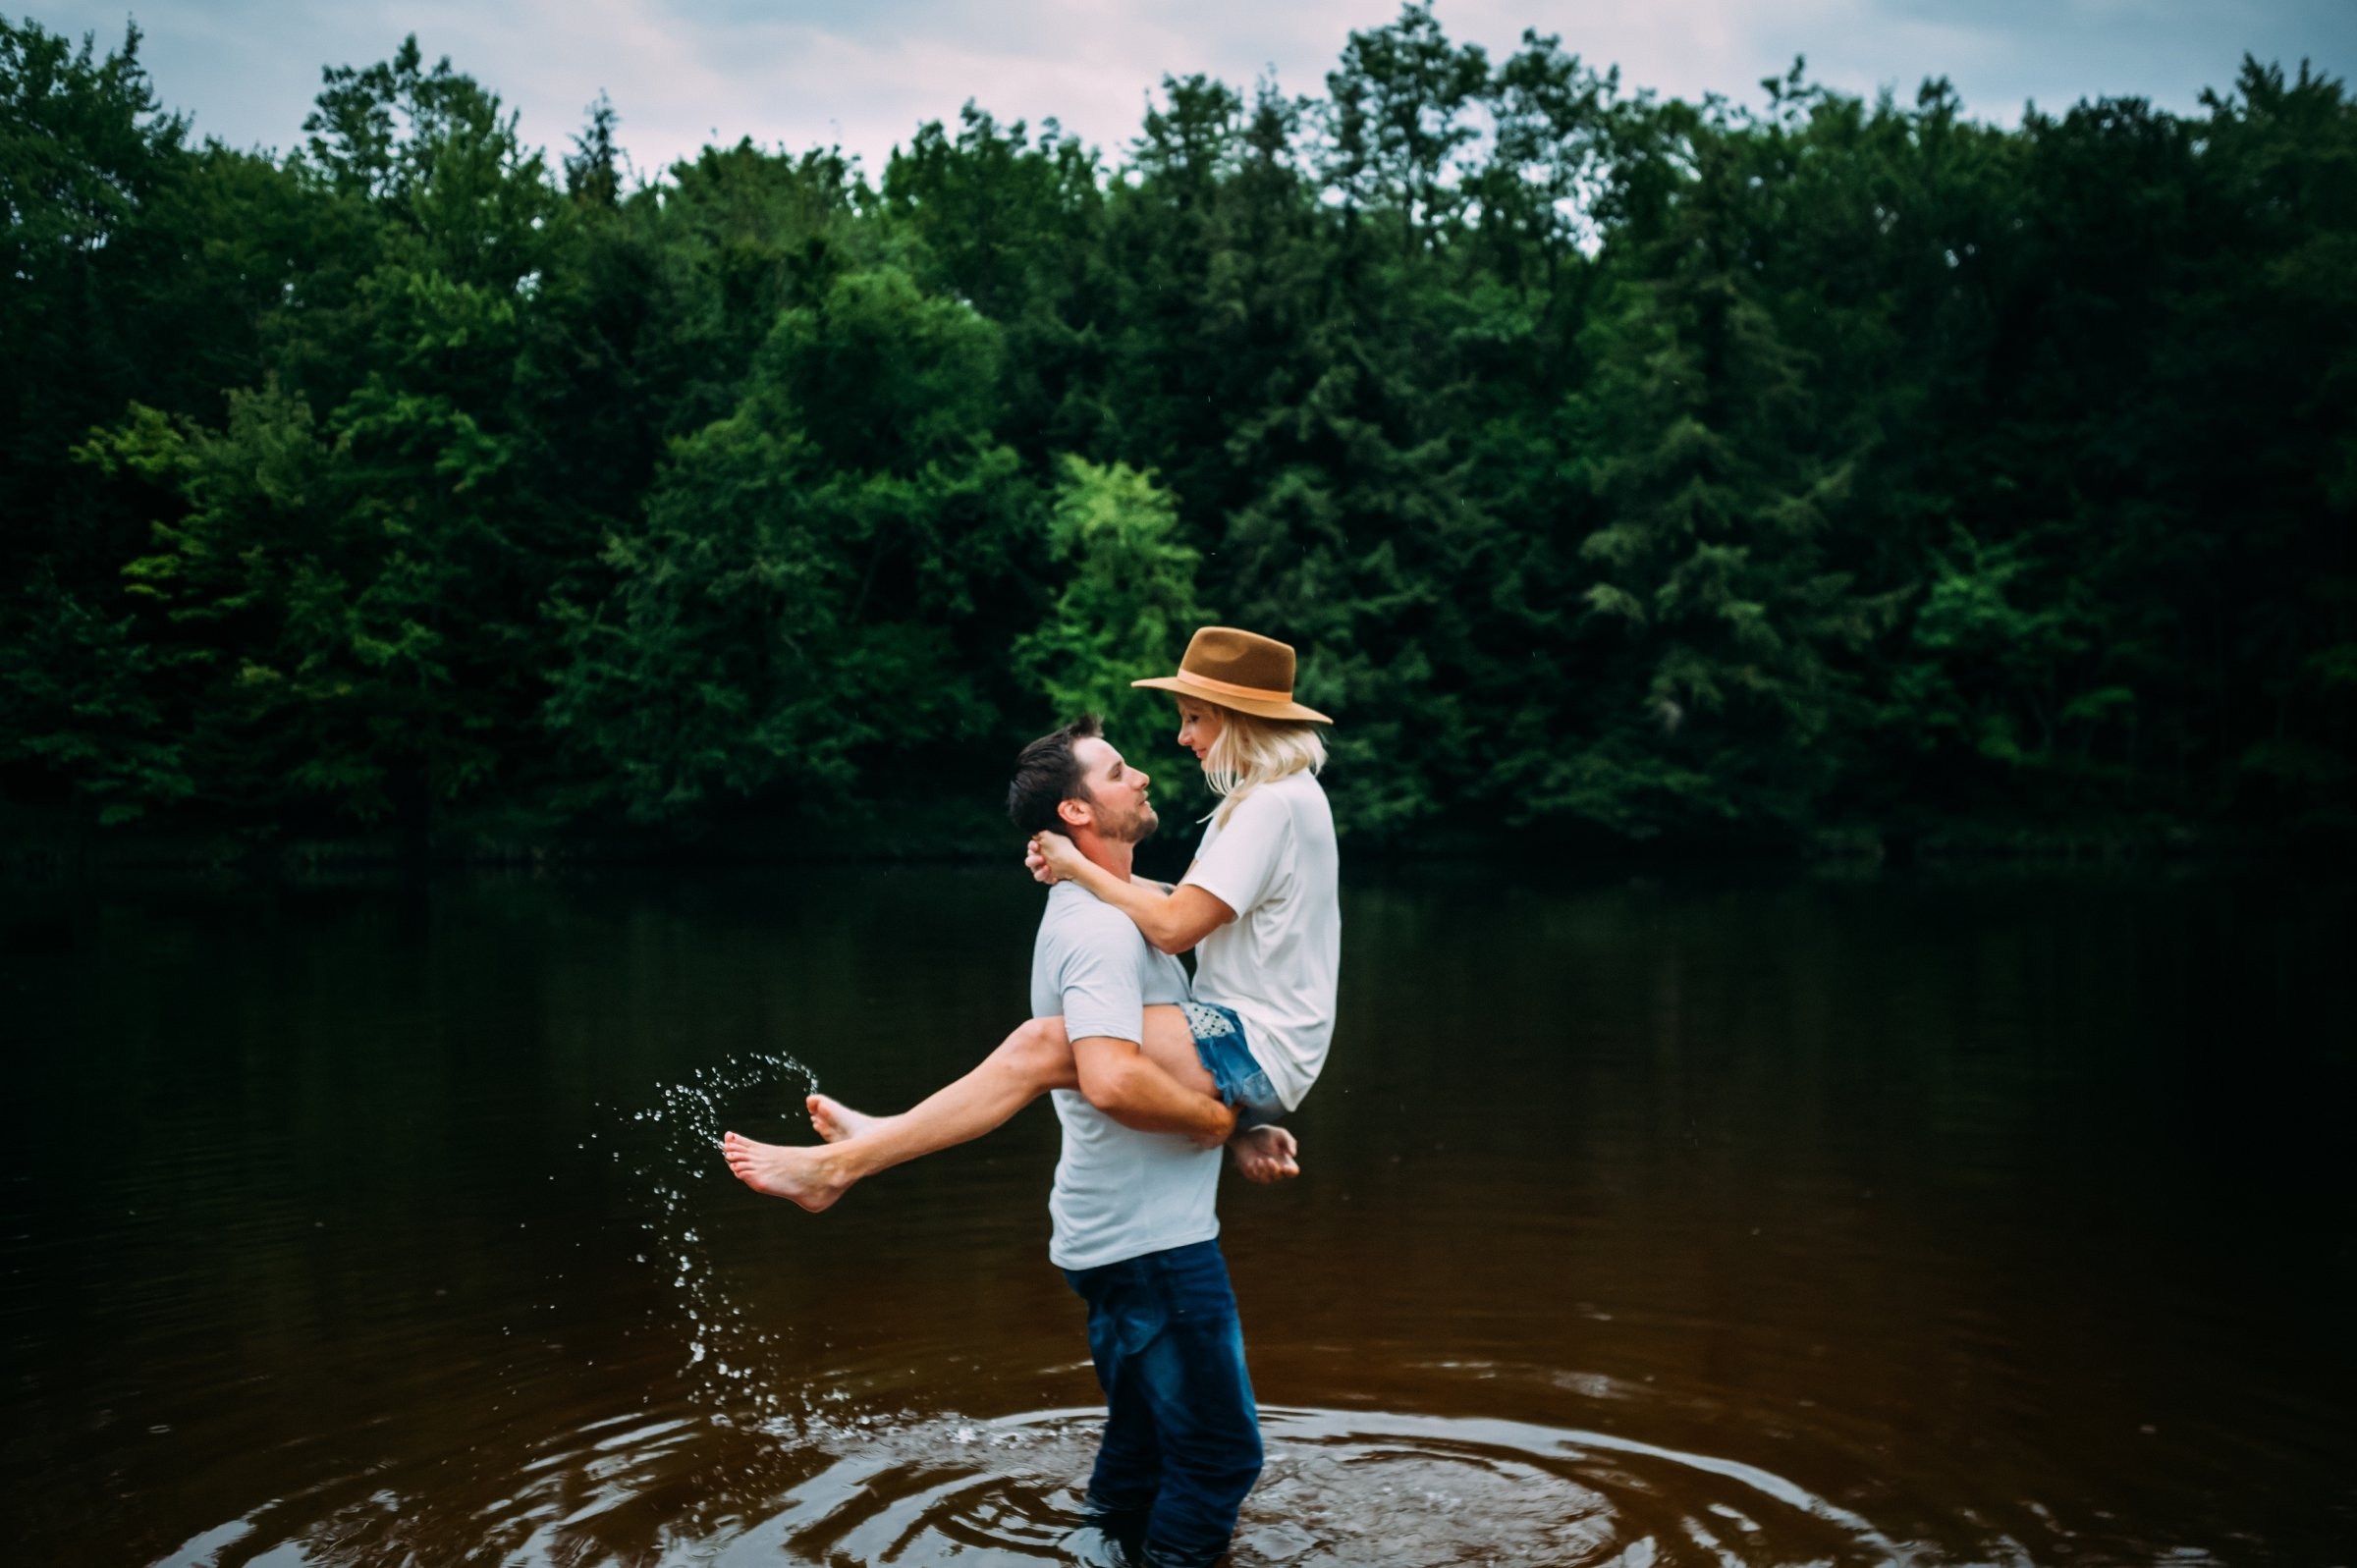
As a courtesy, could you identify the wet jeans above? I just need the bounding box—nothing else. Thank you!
[1062,1239,1264,1568]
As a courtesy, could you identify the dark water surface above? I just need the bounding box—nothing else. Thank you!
[3,867,2351,1567]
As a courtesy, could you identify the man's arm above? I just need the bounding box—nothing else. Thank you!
[1071,1035,1235,1148]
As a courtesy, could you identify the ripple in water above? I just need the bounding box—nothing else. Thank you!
[742,1404,1959,1567]
[578,1064,1998,1565]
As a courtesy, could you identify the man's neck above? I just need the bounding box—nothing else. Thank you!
[1073,831,1134,882]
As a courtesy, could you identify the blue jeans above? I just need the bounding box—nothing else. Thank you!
[1062,1239,1264,1567]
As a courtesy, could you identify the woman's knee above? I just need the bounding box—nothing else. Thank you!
[996,1015,1074,1087]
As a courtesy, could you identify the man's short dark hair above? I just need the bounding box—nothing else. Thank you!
[1007,715,1103,838]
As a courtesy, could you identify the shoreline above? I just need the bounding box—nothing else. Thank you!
[0,810,2331,878]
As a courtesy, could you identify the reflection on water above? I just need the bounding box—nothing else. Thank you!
[3,866,2352,1566]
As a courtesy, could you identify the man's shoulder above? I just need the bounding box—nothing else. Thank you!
[1041,884,1145,952]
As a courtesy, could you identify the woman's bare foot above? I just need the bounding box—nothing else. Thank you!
[721,1129,853,1212]
[1230,1125,1300,1184]
[806,1093,883,1144]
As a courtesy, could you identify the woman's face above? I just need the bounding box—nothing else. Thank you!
[1174,697,1225,767]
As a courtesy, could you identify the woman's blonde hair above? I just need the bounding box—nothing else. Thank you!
[1201,705,1327,824]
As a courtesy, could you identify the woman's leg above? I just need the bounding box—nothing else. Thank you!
[1126,1013,1299,1184]
[828,1006,1216,1146]
[1134,1006,1220,1098]
[722,1006,1217,1212]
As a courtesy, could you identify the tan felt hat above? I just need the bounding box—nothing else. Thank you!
[1131,626,1334,725]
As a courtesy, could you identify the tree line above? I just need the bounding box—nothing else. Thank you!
[3,7,2351,856]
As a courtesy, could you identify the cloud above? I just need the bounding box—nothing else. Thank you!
[26,0,2356,181]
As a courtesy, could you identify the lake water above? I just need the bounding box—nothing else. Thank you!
[3,866,2351,1567]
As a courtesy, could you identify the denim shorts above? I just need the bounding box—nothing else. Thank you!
[1183,1001,1284,1131]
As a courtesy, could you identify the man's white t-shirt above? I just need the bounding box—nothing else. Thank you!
[1180,771,1341,1112]
[1030,881,1222,1271]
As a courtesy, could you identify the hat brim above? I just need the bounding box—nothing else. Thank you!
[1131,674,1333,725]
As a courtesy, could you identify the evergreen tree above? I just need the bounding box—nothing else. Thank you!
[1014,457,1212,760]
[1553,100,1885,838]
[543,265,1038,826]
[4,10,2349,852]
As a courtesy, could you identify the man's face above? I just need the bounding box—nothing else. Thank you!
[1069,735,1159,844]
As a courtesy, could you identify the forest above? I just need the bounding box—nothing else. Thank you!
[3,7,2351,858]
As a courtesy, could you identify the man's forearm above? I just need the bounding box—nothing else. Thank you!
[1073,1039,1233,1145]
[1101,1060,1233,1143]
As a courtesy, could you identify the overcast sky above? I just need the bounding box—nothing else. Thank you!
[27,1,2357,180]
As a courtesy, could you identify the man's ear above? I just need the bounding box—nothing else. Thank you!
[1056,794,1092,834]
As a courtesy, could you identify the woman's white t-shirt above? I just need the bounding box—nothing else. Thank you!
[1180,771,1340,1111]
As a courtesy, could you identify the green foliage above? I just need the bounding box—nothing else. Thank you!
[0,568,192,825]
[1014,458,1211,748]
[542,265,1038,825]
[1886,528,2103,769]
[1548,102,1889,835]
[81,384,397,820]
[4,11,2352,851]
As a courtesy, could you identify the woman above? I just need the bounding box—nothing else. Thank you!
[722,626,1340,1210]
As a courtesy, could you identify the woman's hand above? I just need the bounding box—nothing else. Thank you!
[1023,836,1059,885]
[1031,831,1089,885]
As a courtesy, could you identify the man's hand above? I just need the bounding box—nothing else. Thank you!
[1183,1096,1240,1149]
[1032,831,1088,885]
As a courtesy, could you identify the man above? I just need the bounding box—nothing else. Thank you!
[1011,717,1265,1567]
[725,718,1267,1565]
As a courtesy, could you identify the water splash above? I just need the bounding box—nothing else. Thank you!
[577,1062,2032,1565]
[603,1049,818,1429]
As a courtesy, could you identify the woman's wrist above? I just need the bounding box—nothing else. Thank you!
[1047,844,1108,892]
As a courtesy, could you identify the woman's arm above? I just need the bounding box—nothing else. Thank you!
[1021,842,1176,895]
[1033,833,1234,953]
